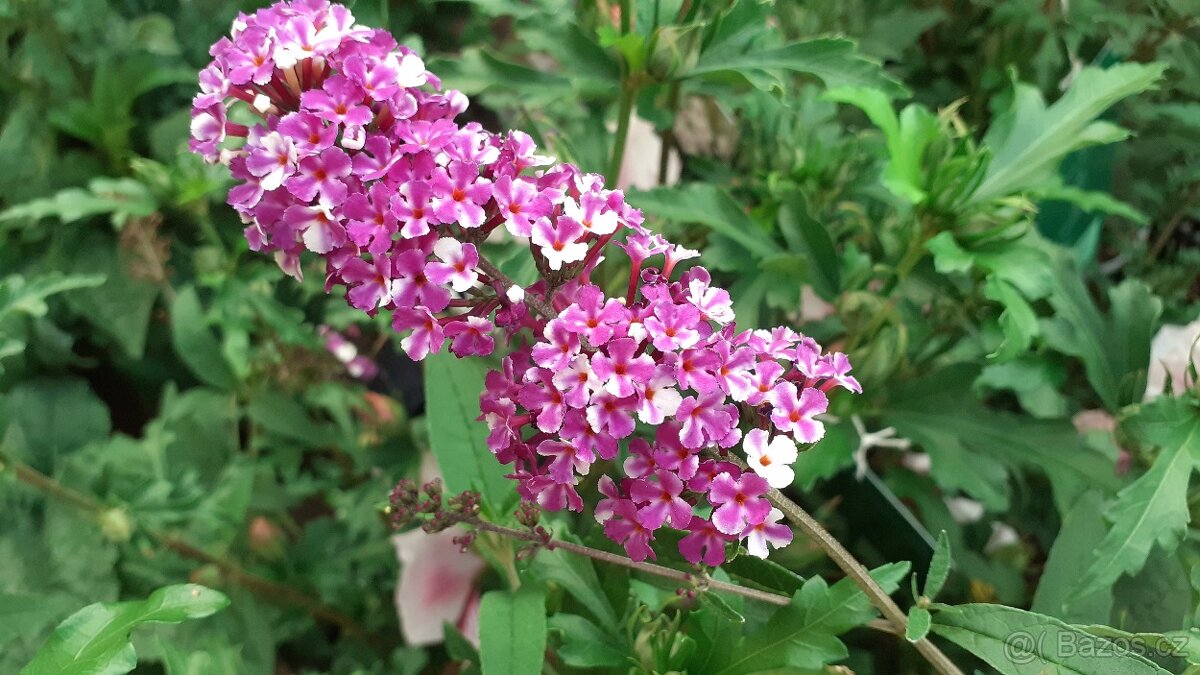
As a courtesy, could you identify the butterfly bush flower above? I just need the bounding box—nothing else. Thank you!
[190,0,862,566]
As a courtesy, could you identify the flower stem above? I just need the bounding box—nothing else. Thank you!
[469,518,792,607]
[608,85,636,183]
[715,453,964,675]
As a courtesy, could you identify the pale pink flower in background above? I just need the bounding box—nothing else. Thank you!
[1145,318,1200,400]
[392,454,484,647]
[392,527,485,646]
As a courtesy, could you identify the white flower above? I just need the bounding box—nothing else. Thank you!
[1145,318,1200,400]
[743,428,799,488]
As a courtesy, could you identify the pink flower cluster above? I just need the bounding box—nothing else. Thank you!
[191,0,861,566]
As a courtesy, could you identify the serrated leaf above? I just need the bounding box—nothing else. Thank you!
[21,584,230,675]
[687,38,907,98]
[906,606,931,643]
[972,63,1167,204]
[882,365,1121,513]
[1069,399,1199,602]
[424,352,516,515]
[479,588,546,675]
[0,178,157,228]
[925,531,952,600]
[931,603,1171,674]
[548,614,626,668]
[719,562,908,674]
[1042,274,1161,411]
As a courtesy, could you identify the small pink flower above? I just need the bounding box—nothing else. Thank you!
[708,472,772,536]
[444,316,495,357]
[301,75,374,127]
[343,183,397,254]
[493,175,550,237]
[431,162,493,228]
[585,391,637,440]
[678,516,732,566]
[559,285,628,346]
[630,470,692,530]
[245,130,297,191]
[564,190,618,236]
[392,306,445,360]
[391,249,450,313]
[537,439,595,484]
[551,355,600,408]
[531,217,588,271]
[675,390,734,449]
[603,500,655,561]
[286,147,353,206]
[769,381,828,443]
[426,238,479,292]
[636,368,683,425]
[591,337,656,398]
[531,319,580,370]
[391,180,437,238]
[644,301,702,352]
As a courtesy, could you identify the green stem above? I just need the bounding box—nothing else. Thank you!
[609,85,637,183]
[619,0,632,34]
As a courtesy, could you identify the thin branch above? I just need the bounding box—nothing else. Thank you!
[470,518,792,608]
[715,452,965,675]
[476,254,555,319]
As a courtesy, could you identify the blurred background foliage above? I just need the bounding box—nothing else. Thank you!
[1,0,1198,673]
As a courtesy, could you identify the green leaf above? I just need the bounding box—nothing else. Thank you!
[2,378,111,470]
[977,358,1070,420]
[972,63,1167,204]
[529,540,618,630]
[0,178,157,229]
[170,286,238,390]
[723,555,806,597]
[0,273,106,322]
[906,606,931,643]
[931,603,1172,674]
[631,183,776,258]
[719,562,908,674]
[21,584,230,675]
[0,593,79,646]
[985,277,1039,360]
[1075,625,1200,667]
[1069,398,1199,602]
[423,352,516,515]
[479,588,546,675]
[548,614,626,668]
[66,234,158,359]
[824,87,940,203]
[1034,185,1148,225]
[778,193,840,298]
[1043,274,1162,411]
[882,365,1121,513]
[925,530,952,600]
[1031,491,1113,623]
[687,38,907,98]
